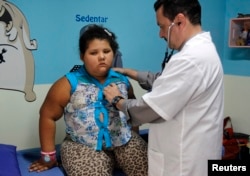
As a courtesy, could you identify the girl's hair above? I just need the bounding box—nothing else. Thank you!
[79,24,119,55]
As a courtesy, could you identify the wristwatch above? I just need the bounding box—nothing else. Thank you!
[42,153,56,163]
[111,96,124,110]
[41,151,56,163]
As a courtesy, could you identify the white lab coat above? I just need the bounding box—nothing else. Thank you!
[142,32,224,176]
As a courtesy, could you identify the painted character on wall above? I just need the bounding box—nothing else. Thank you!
[0,0,37,102]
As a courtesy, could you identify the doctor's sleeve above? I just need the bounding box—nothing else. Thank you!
[121,98,164,126]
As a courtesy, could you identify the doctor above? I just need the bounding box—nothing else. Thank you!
[103,0,224,176]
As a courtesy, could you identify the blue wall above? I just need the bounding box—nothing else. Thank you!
[8,0,249,84]
[199,0,225,63]
[11,0,163,84]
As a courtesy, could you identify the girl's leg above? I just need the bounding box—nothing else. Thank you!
[60,136,115,176]
[114,131,148,176]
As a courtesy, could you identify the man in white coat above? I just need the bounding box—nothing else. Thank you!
[104,0,224,175]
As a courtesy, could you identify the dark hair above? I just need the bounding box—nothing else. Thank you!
[79,24,119,55]
[154,0,201,25]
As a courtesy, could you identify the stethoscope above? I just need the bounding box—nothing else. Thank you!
[161,22,180,71]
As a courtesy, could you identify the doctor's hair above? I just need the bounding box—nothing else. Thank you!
[154,0,201,25]
[79,24,119,55]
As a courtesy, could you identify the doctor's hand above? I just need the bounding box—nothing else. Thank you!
[112,67,138,81]
[112,67,126,75]
[103,83,122,103]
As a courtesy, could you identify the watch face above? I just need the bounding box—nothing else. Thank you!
[44,155,51,162]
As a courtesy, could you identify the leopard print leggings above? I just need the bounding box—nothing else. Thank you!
[60,131,148,176]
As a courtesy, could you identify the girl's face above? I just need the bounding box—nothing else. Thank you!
[81,39,114,81]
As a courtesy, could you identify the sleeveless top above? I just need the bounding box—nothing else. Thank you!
[64,65,131,151]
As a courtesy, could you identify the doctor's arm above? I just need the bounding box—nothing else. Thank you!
[112,68,160,91]
[104,84,163,126]
[120,98,165,126]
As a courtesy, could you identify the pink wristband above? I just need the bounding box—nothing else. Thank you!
[41,150,56,155]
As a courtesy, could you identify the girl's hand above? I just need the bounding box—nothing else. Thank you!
[29,158,58,172]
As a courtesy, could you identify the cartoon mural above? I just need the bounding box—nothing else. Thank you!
[0,0,37,102]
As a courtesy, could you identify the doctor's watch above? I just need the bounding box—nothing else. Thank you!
[41,150,56,163]
[111,96,124,110]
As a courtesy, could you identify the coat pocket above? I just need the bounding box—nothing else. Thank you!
[148,148,164,176]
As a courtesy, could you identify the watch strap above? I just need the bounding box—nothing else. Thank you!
[111,96,124,110]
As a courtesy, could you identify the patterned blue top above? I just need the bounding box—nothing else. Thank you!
[64,65,131,151]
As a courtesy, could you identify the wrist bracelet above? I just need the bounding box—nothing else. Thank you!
[41,150,56,155]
